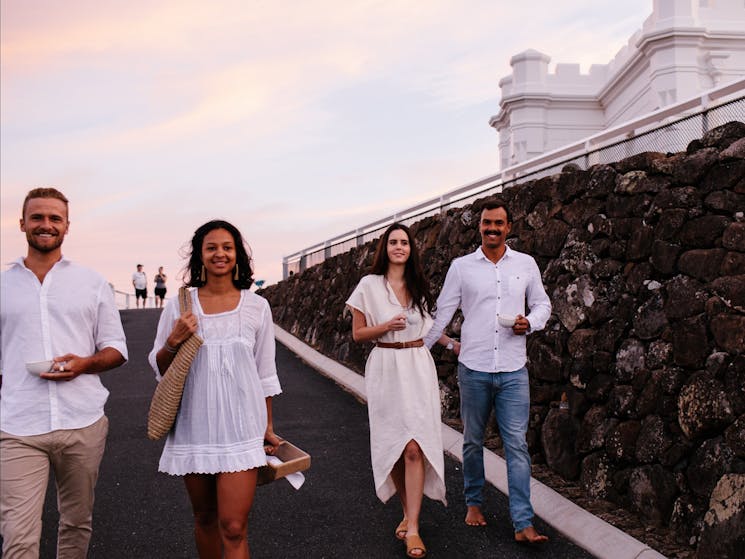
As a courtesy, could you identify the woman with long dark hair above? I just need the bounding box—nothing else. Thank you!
[346,223,458,558]
[148,220,281,559]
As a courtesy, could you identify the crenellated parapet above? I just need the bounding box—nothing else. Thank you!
[490,0,745,170]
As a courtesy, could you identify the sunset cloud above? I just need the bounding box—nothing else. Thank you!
[2,0,652,291]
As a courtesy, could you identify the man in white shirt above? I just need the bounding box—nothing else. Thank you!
[424,198,552,545]
[0,188,128,558]
[132,264,147,308]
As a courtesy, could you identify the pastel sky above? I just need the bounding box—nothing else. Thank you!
[1,0,650,294]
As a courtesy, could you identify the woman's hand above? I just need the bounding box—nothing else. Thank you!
[166,311,198,349]
[384,313,407,332]
[264,429,282,455]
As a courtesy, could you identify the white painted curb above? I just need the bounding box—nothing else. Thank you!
[274,325,667,559]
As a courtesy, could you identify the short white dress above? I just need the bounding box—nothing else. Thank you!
[346,275,446,504]
[148,289,282,475]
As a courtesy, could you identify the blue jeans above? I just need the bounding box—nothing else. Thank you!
[458,363,534,531]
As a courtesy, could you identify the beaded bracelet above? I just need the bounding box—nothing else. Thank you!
[164,342,178,354]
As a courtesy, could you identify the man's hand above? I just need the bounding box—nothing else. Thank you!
[43,353,87,381]
[42,347,125,381]
[512,315,530,336]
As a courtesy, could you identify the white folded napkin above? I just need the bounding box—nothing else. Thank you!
[265,455,306,489]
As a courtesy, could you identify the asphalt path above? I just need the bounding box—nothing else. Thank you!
[24,309,594,558]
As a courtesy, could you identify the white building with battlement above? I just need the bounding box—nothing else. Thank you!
[490,0,745,169]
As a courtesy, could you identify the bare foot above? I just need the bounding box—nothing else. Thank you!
[515,525,549,544]
[465,505,487,526]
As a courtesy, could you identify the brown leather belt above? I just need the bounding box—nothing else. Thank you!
[375,339,424,349]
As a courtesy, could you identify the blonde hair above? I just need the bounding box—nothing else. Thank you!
[22,187,69,217]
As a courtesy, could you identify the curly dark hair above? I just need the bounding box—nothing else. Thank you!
[182,220,254,289]
[370,223,434,316]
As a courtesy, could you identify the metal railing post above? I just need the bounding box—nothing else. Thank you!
[439,195,450,212]
[701,93,711,135]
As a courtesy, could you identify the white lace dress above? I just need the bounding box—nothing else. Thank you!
[346,274,446,504]
[148,289,281,475]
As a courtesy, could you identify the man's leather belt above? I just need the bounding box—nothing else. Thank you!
[375,339,424,349]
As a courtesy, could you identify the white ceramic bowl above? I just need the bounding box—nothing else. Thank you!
[26,360,54,375]
[497,315,516,328]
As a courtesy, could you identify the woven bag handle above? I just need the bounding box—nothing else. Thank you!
[178,286,192,314]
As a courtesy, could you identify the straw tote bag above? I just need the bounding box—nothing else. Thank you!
[147,287,203,440]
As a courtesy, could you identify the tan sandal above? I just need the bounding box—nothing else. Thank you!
[395,518,408,540]
[406,534,427,558]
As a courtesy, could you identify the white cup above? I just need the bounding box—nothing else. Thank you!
[26,360,54,375]
[497,315,516,327]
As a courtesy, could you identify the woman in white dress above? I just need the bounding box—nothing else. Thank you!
[148,220,281,559]
[346,223,458,559]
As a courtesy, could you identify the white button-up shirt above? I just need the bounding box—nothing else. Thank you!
[424,246,551,372]
[0,257,128,436]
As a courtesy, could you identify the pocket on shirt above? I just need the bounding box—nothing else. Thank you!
[507,274,527,297]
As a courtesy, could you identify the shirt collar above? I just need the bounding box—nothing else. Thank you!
[11,254,70,270]
[475,245,512,262]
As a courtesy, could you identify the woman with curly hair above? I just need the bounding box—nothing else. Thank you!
[346,223,457,558]
[148,220,281,559]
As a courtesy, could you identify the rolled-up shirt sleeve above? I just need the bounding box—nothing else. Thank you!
[424,263,462,348]
[525,258,552,332]
[95,281,128,361]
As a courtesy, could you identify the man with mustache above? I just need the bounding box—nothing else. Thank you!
[0,187,127,558]
[424,197,552,545]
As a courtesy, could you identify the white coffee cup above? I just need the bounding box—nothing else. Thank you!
[26,360,54,375]
[497,315,516,328]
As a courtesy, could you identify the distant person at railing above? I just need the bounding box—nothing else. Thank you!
[423,197,552,545]
[346,223,458,559]
[148,220,281,559]
[154,266,167,308]
[132,263,147,308]
[0,187,128,558]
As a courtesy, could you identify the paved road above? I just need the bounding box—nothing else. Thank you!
[27,309,595,558]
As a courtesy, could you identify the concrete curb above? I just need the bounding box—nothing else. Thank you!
[274,325,667,559]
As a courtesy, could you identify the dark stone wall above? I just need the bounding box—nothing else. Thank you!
[261,121,745,557]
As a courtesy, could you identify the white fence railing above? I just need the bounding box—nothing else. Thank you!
[282,78,745,279]
[114,289,161,310]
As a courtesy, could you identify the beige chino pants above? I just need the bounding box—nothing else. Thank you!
[0,416,108,559]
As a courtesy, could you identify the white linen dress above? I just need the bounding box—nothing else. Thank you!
[148,288,281,475]
[346,275,446,504]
